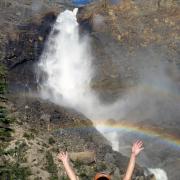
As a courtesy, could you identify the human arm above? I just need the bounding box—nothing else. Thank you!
[123,140,144,180]
[57,151,77,180]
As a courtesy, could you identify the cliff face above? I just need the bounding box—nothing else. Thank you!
[0,0,180,179]
[78,0,180,93]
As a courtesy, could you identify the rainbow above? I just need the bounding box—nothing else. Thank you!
[93,120,180,150]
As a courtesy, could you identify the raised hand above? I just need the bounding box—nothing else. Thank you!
[132,140,144,156]
[57,151,69,165]
[57,151,77,180]
[123,140,144,180]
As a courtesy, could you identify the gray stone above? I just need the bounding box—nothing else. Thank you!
[104,152,115,164]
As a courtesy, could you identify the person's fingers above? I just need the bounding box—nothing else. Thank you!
[59,151,63,155]
[58,154,62,157]
[57,153,62,157]
[57,152,66,159]
[132,140,144,151]
[134,140,140,147]
[57,154,62,161]
[61,152,66,157]
[134,140,139,145]
[139,144,143,149]
[136,140,143,147]
[137,140,142,144]
[58,155,62,159]
[137,141,143,147]
[133,142,138,149]
[139,147,144,152]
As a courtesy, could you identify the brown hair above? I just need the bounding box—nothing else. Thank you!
[94,173,111,180]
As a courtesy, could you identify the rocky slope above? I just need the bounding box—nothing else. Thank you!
[1,95,153,179]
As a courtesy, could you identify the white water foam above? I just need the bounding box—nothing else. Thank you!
[148,168,168,180]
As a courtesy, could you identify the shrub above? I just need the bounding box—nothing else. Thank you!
[23,132,35,140]
[0,163,31,180]
[45,151,58,180]
[48,137,56,145]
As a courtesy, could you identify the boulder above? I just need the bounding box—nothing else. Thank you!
[69,151,96,164]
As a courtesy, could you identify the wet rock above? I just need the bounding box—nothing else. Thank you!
[104,152,115,164]
[113,167,121,180]
[69,151,96,164]
[148,174,156,180]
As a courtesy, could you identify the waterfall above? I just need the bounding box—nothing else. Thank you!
[38,8,98,114]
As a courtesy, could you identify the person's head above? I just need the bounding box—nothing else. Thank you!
[96,177,109,180]
[94,173,111,180]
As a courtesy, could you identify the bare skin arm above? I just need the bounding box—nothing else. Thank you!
[57,151,77,180]
[123,140,144,180]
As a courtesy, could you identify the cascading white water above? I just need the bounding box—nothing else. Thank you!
[38,8,98,113]
[148,169,168,180]
[38,9,170,179]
